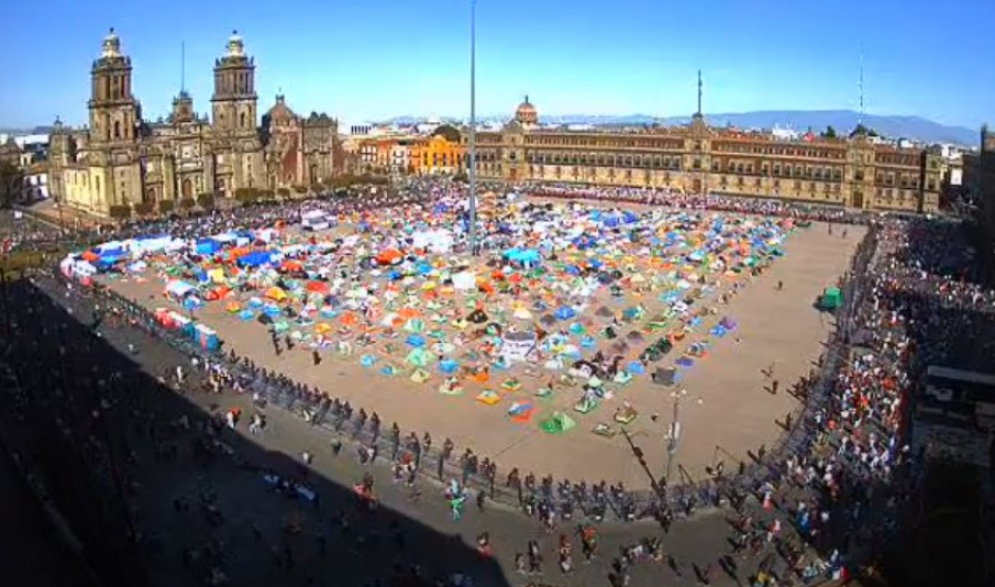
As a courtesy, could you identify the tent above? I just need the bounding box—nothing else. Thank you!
[540,411,576,434]
[476,390,501,405]
[818,287,843,311]
[165,280,196,299]
[238,251,273,268]
[376,249,404,266]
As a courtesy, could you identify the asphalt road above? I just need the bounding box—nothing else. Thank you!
[22,274,811,587]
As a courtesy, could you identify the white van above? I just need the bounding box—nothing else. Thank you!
[301,210,331,231]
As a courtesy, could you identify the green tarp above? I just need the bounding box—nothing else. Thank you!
[818,287,843,310]
[540,411,577,434]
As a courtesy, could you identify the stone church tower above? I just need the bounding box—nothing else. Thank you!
[210,31,263,193]
[86,28,143,207]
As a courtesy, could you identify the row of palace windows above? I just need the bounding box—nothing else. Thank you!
[714,160,846,181]
[875,153,918,166]
[524,152,683,169]
[719,176,843,193]
[874,172,920,189]
[524,136,684,150]
[876,187,918,200]
[712,142,847,160]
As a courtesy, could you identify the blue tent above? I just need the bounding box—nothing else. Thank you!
[554,306,576,321]
[504,248,541,266]
[196,239,223,255]
[238,251,273,267]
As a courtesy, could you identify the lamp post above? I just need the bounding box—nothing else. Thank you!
[467,0,478,256]
[665,388,686,483]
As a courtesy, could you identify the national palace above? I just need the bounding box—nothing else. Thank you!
[471,97,943,213]
[48,30,341,217]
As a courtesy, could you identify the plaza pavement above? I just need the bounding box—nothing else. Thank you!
[32,273,818,587]
[104,218,863,490]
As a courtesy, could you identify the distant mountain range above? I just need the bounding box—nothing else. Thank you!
[4,110,979,147]
[386,109,979,147]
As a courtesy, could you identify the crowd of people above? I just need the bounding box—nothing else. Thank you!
[2,179,993,587]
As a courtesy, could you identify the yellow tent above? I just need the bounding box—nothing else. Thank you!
[265,286,287,301]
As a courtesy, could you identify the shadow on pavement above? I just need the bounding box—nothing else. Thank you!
[0,276,509,587]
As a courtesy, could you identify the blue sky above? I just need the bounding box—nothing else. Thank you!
[2,0,992,129]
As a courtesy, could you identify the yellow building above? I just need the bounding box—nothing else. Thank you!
[411,135,466,175]
[473,96,943,213]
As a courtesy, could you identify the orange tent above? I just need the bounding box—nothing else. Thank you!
[376,249,403,265]
[305,281,329,293]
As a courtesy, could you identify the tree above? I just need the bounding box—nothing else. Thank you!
[433,124,462,143]
[179,197,196,210]
[158,199,175,215]
[850,123,879,138]
[0,161,23,208]
[276,187,291,199]
[108,205,131,220]
[196,192,215,210]
[822,126,838,139]
[132,202,154,217]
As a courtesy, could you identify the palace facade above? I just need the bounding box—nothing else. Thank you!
[48,30,341,217]
[474,98,943,213]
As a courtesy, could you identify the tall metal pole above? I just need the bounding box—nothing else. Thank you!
[666,390,682,482]
[467,0,478,256]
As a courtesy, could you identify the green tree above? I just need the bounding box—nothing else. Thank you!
[158,199,175,215]
[108,205,132,220]
[850,123,879,138]
[179,197,196,210]
[822,126,838,139]
[433,124,462,143]
[132,202,154,217]
[196,192,215,210]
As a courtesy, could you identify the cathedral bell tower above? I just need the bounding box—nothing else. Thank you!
[88,28,141,144]
[211,31,258,133]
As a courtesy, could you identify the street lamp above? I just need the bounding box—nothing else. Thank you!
[467,0,478,256]
[665,388,687,482]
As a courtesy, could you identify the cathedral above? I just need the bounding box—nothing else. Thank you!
[48,29,340,217]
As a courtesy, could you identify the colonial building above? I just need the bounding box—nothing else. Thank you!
[474,95,943,213]
[48,29,340,217]
[965,126,995,271]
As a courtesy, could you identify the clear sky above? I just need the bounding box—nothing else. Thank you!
[2,0,991,129]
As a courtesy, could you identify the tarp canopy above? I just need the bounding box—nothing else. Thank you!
[540,411,576,434]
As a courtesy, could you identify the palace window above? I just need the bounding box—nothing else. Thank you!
[692,159,701,170]
[737,176,744,187]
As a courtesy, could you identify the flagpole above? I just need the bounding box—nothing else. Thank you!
[467,0,478,256]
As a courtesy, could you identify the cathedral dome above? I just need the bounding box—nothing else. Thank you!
[514,96,538,125]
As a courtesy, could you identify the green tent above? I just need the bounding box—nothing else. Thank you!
[405,348,433,367]
[818,287,843,311]
[540,411,577,434]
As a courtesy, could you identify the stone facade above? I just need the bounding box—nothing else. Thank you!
[48,30,340,217]
[473,99,943,214]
